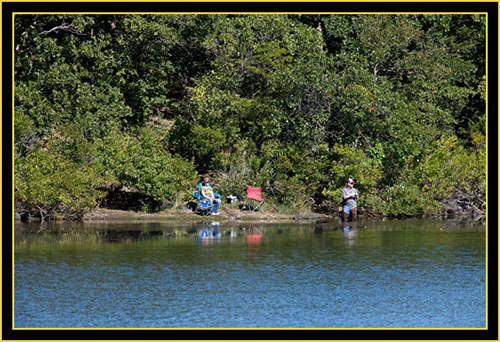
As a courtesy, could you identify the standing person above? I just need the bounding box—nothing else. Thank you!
[199,177,221,215]
[341,178,359,222]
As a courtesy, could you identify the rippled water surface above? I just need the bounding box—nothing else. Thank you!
[14,219,486,328]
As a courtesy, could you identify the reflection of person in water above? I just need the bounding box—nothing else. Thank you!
[342,221,358,245]
[199,227,212,238]
[199,222,221,238]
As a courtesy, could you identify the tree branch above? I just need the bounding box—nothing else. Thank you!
[41,23,85,36]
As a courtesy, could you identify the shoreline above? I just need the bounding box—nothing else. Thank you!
[16,205,484,224]
[81,207,333,224]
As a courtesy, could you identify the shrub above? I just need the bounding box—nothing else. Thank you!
[15,147,107,220]
[384,183,443,217]
[322,143,384,209]
[382,134,486,217]
[99,125,198,205]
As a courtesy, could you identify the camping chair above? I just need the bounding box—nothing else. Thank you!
[246,187,265,212]
[192,190,213,216]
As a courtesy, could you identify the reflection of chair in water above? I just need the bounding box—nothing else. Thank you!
[246,187,265,212]
[246,233,262,245]
[244,225,263,245]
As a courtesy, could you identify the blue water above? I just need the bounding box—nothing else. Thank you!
[14,219,486,328]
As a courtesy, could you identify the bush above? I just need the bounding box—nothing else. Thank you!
[212,143,319,214]
[322,143,384,209]
[99,125,198,205]
[381,134,485,217]
[269,175,314,213]
[384,183,443,217]
[15,147,108,220]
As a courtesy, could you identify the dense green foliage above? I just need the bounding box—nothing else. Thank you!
[14,14,486,219]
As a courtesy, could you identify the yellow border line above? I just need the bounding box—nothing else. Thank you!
[2,0,494,1]
[10,12,491,14]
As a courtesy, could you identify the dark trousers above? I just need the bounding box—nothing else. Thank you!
[342,208,357,222]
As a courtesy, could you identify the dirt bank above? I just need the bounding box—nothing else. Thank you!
[83,206,331,223]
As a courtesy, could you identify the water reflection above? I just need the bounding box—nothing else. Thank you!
[196,221,221,244]
[14,219,487,247]
[245,226,263,246]
[243,226,263,262]
[342,221,358,246]
[14,219,486,328]
[229,228,238,238]
[246,234,262,244]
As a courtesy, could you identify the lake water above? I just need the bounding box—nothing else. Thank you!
[14,218,486,329]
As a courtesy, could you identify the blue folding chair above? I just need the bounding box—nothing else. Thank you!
[192,190,214,216]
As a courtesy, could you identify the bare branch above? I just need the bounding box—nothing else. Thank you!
[41,23,85,36]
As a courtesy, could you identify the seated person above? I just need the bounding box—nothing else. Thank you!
[199,177,221,216]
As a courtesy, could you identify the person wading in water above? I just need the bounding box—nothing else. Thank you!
[341,178,358,222]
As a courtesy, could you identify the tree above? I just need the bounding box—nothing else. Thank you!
[13,14,486,218]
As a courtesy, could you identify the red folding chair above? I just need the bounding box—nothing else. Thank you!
[246,187,265,212]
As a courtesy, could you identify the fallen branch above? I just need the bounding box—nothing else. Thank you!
[469,203,485,215]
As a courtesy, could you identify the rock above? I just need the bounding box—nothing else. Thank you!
[160,199,174,210]
[185,201,198,212]
[177,202,196,213]
[16,211,30,222]
[177,207,194,214]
